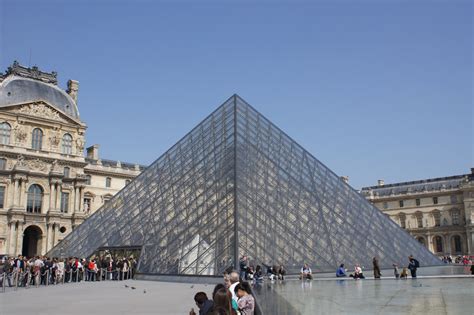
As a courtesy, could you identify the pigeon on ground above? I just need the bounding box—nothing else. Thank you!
[131,286,136,289]
[143,290,146,294]
[124,285,129,288]
[190,285,194,289]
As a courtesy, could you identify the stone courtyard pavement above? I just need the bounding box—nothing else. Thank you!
[1,276,473,314]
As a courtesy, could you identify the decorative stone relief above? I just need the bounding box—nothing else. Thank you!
[26,158,48,172]
[49,130,61,148]
[75,138,84,153]
[15,103,67,123]
[50,159,62,173]
[12,122,27,144]
[16,154,26,167]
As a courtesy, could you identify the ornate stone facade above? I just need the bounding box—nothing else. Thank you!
[0,62,145,256]
[361,169,474,257]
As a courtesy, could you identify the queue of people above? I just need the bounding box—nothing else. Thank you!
[0,254,137,289]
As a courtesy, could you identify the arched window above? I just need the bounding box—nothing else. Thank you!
[62,133,73,154]
[64,167,70,178]
[433,236,443,253]
[85,175,91,185]
[106,177,111,188]
[0,122,11,145]
[31,128,43,150]
[27,184,43,213]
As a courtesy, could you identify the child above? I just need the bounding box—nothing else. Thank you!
[393,263,400,279]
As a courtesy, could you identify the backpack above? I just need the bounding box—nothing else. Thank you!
[414,259,420,268]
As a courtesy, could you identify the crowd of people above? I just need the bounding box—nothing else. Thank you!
[0,254,137,289]
[441,255,472,265]
[190,271,256,315]
[238,256,286,282]
[334,255,421,279]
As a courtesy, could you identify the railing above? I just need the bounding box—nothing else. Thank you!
[0,268,134,293]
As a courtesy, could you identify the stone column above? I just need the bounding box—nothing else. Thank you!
[467,230,473,255]
[78,186,84,212]
[8,221,16,255]
[19,179,26,208]
[52,223,59,248]
[73,186,79,214]
[47,223,53,251]
[426,233,433,253]
[46,223,51,251]
[15,221,24,255]
[49,183,55,211]
[42,225,48,254]
[12,179,19,207]
[56,184,61,211]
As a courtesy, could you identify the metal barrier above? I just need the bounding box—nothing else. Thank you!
[1,267,134,293]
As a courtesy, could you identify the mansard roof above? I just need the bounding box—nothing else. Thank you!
[361,173,472,197]
[0,62,80,120]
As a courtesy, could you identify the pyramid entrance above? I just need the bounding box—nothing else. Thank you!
[49,95,442,277]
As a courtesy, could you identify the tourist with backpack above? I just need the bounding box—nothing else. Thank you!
[408,255,420,278]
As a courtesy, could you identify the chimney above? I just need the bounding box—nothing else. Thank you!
[341,176,349,184]
[378,179,385,187]
[67,79,79,104]
[86,144,99,160]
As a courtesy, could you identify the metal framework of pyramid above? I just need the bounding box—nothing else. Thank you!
[49,95,441,275]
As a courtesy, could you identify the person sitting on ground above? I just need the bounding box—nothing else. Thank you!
[246,265,254,280]
[336,264,347,277]
[349,264,365,279]
[189,291,214,315]
[234,282,255,315]
[278,265,286,280]
[299,263,313,280]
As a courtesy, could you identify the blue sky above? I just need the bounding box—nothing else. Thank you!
[0,0,472,189]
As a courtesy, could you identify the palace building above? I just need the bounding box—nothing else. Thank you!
[361,169,474,257]
[0,61,144,257]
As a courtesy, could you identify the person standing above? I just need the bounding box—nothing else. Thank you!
[239,256,248,280]
[373,257,381,279]
[392,263,400,279]
[408,255,419,278]
[234,282,255,315]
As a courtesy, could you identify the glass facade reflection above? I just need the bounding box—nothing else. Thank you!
[48,95,442,275]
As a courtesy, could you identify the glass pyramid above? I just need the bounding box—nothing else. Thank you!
[49,95,442,275]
